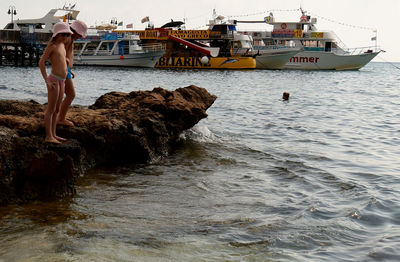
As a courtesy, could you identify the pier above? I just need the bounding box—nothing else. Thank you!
[0,29,51,66]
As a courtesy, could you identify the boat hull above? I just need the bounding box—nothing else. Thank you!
[255,49,301,69]
[284,51,379,70]
[74,51,165,68]
[155,56,256,69]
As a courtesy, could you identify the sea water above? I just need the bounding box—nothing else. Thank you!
[0,63,399,261]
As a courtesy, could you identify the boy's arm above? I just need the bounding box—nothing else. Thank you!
[66,38,74,67]
[39,45,52,82]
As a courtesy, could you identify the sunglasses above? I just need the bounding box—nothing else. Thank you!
[59,33,71,37]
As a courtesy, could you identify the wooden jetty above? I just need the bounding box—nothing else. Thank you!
[0,29,52,66]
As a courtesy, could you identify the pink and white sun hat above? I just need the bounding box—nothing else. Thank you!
[52,22,73,37]
[70,20,88,37]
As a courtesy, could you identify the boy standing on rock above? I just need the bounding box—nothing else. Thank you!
[57,20,88,127]
[39,22,73,143]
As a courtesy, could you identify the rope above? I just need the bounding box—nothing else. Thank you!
[227,9,301,19]
[226,9,377,32]
[307,11,376,32]
[376,54,400,70]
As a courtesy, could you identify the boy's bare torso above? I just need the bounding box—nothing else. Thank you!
[50,43,68,78]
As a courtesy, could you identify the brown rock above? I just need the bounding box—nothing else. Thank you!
[0,85,216,205]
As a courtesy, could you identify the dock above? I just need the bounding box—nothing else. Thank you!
[0,29,51,66]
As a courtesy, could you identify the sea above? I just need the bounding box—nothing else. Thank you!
[0,62,399,262]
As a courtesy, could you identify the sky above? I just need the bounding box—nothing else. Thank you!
[1,0,399,62]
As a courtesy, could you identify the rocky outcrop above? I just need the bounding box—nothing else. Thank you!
[0,85,216,206]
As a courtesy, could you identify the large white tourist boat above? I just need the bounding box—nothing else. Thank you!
[239,10,381,70]
[3,6,80,33]
[73,33,165,67]
[204,14,301,70]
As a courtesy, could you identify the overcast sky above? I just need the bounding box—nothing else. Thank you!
[1,0,398,62]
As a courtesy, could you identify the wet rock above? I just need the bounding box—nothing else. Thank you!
[0,85,216,206]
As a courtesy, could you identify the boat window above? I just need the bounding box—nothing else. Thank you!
[325,42,332,52]
[263,39,274,46]
[99,43,108,50]
[233,41,241,48]
[35,24,45,29]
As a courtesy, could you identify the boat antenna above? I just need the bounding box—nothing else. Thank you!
[213,8,217,20]
[372,29,378,51]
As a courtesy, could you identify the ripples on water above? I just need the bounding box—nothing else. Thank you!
[1,63,400,261]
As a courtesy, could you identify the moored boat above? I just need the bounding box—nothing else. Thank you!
[73,33,165,67]
[116,14,300,70]
[239,9,381,70]
[3,6,80,33]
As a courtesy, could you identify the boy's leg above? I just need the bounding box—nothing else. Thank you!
[45,78,61,143]
[54,81,67,142]
[58,78,75,126]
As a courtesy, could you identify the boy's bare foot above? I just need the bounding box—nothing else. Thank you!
[45,138,62,144]
[58,119,74,127]
[55,136,67,142]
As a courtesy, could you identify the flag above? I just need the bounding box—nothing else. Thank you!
[141,16,149,23]
[118,21,123,26]
[371,36,376,41]
[126,23,133,29]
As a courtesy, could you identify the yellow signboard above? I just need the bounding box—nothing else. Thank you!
[118,29,215,40]
[130,30,164,39]
[310,32,324,38]
[171,30,210,39]
[294,29,303,38]
[155,56,256,69]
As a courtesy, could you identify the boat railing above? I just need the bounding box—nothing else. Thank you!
[0,29,51,45]
[334,46,380,55]
[77,49,98,56]
[254,45,297,51]
[141,43,166,52]
[74,43,165,56]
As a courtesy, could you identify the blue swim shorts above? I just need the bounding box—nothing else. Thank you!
[66,67,72,79]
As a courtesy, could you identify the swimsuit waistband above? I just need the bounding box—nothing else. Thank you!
[50,73,66,81]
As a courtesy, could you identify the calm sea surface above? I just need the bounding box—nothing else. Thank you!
[0,63,399,261]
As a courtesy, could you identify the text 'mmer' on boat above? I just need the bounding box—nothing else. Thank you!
[237,8,381,70]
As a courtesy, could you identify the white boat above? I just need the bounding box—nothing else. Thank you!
[229,33,300,69]
[73,33,165,67]
[205,13,301,69]
[240,10,381,70]
[3,6,80,33]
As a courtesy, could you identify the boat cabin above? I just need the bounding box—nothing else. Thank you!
[242,13,342,53]
[74,33,145,57]
[3,8,80,33]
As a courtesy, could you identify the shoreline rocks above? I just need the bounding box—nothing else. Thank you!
[0,85,216,206]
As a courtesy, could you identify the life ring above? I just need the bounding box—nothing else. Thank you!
[281,23,287,29]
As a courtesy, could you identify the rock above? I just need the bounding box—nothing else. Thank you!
[0,85,216,206]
